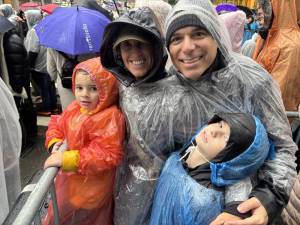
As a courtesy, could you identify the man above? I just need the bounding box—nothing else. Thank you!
[164,0,297,224]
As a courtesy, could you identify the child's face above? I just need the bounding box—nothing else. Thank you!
[195,120,230,161]
[75,70,99,111]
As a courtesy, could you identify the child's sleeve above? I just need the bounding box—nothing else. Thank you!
[45,115,65,151]
[76,107,125,176]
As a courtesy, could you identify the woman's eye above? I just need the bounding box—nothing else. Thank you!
[219,122,223,128]
[92,87,97,91]
[76,86,82,90]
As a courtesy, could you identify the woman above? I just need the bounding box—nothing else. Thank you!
[100,7,168,225]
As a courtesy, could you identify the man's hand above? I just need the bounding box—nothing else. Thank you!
[209,212,242,225]
[210,197,268,225]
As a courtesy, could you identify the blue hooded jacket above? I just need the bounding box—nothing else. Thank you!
[150,115,274,225]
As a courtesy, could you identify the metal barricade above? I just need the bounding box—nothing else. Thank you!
[12,167,60,225]
[287,111,299,118]
[4,142,67,225]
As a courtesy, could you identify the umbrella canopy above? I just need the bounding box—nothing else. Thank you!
[216,3,238,14]
[35,6,111,55]
[40,3,59,15]
[0,15,14,33]
[19,2,40,11]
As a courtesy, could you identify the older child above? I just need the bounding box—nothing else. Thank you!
[150,113,274,225]
[42,57,125,225]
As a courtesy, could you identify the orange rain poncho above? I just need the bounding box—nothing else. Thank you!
[253,0,300,111]
[43,57,125,225]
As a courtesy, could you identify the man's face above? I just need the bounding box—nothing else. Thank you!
[119,39,154,79]
[257,7,265,26]
[169,26,218,80]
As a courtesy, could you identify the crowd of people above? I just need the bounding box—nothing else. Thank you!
[0,0,300,225]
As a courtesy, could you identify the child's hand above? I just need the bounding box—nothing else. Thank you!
[44,150,63,169]
[52,141,64,152]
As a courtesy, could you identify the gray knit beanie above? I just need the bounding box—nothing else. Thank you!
[165,14,206,48]
[164,0,232,53]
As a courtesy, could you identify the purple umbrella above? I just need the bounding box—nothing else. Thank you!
[35,6,111,55]
[215,3,238,14]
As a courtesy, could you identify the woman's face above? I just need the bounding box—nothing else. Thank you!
[120,39,154,79]
[195,120,230,161]
[75,70,99,111]
[169,26,218,80]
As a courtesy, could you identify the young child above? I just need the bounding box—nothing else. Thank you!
[150,113,274,225]
[42,57,125,225]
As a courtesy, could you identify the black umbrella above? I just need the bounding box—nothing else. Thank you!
[0,15,14,33]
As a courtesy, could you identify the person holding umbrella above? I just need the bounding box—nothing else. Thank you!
[24,9,57,116]
[35,6,111,109]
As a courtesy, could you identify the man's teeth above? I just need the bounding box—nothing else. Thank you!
[131,60,144,65]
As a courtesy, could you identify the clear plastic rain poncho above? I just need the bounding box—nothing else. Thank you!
[0,78,21,224]
[149,115,273,225]
[100,2,297,225]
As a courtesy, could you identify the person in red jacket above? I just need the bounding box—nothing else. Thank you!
[42,57,125,225]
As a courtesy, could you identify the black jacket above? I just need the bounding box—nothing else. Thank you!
[3,29,30,93]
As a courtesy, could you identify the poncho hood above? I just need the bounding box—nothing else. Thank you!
[210,116,274,187]
[100,7,168,87]
[72,57,118,114]
[271,0,299,29]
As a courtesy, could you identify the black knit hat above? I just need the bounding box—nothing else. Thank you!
[208,113,256,163]
[165,14,207,48]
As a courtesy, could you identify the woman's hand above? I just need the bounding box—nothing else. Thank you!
[44,149,63,169]
[209,197,268,225]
